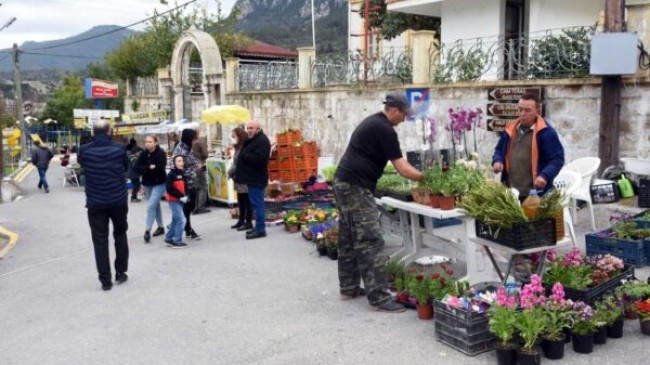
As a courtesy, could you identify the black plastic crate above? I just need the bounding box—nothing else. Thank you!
[475,219,557,251]
[435,326,495,356]
[586,229,649,267]
[435,321,494,344]
[640,179,650,208]
[433,300,491,336]
[590,181,620,204]
[543,265,635,306]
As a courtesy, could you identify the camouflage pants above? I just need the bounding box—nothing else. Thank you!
[333,179,390,306]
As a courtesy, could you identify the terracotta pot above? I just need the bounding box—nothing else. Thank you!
[416,304,434,320]
[288,224,300,233]
[411,187,422,203]
[396,292,409,303]
[428,194,440,208]
[439,196,455,210]
[640,318,650,335]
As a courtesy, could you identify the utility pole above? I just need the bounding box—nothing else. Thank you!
[12,43,28,162]
[598,0,625,175]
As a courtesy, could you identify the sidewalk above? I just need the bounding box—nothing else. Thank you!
[0,166,648,365]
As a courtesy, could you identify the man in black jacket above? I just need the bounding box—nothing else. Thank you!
[235,120,270,240]
[79,120,130,291]
[30,140,54,193]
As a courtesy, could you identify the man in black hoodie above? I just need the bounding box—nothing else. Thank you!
[235,120,270,239]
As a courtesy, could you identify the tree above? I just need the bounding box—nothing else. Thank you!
[42,75,93,128]
[359,0,440,41]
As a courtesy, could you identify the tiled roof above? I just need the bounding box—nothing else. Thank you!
[234,40,298,59]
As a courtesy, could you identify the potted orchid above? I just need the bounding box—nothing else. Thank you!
[541,282,572,360]
[446,107,483,160]
[489,287,518,365]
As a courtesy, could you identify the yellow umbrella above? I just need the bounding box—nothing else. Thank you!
[200,105,251,125]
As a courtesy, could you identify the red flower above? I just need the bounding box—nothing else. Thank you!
[416,274,424,281]
[440,279,446,286]
[442,165,449,172]
[432,273,440,279]
[446,269,454,276]
[440,264,447,270]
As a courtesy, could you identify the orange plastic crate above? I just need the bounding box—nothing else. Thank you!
[278,157,295,170]
[268,157,279,170]
[281,170,296,182]
[269,170,281,181]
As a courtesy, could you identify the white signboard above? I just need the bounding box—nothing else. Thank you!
[73,109,120,118]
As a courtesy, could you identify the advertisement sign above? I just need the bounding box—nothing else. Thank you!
[85,78,119,99]
[206,159,236,204]
[122,110,168,123]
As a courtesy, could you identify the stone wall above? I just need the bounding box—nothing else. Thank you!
[225,79,650,166]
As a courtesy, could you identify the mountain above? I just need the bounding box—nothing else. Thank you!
[0,25,137,73]
[233,0,348,53]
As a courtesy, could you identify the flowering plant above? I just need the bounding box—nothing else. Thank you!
[571,301,601,335]
[542,282,573,341]
[635,298,650,321]
[446,107,483,160]
[594,295,623,326]
[542,248,593,290]
[514,275,548,351]
[489,287,519,346]
[587,254,624,286]
[408,274,434,305]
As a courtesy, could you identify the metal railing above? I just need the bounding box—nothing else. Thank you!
[131,77,159,96]
[237,60,298,91]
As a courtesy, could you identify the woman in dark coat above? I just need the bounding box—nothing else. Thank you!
[136,135,167,243]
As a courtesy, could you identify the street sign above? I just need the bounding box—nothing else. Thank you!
[487,103,544,117]
[487,118,515,132]
[85,78,119,99]
[488,87,543,101]
[405,88,430,120]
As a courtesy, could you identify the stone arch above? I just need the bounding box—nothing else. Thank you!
[170,27,225,122]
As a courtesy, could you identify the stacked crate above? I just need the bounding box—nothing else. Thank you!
[268,130,319,183]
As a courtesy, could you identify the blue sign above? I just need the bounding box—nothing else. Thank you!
[406,88,430,120]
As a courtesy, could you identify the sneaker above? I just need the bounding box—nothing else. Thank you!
[164,238,174,246]
[187,230,200,239]
[370,300,406,313]
[116,273,128,284]
[340,287,367,301]
[171,242,189,249]
[152,227,165,237]
[144,231,151,243]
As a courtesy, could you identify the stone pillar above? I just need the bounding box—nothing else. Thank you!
[225,57,240,92]
[297,47,316,89]
[411,30,437,84]
[173,86,184,122]
[626,2,650,77]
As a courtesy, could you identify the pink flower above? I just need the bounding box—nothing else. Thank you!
[520,274,546,309]
[562,248,584,267]
[549,282,565,304]
[496,287,517,309]
[446,296,462,308]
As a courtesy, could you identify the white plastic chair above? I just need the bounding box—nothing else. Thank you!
[553,170,583,246]
[563,157,601,231]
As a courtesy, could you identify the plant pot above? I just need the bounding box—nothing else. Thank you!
[571,332,594,354]
[625,306,638,319]
[607,316,624,338]
[541,334,565,360]
[416,304,433,320]
[287,224,300,233]
[439,195,455,210]
[495,342,517,365]
[327,247,338,260]
[562,327,572,343]
[593,325,607,345]
[640,319,650,335]
[428,194,440,208]
[316,245,328,256]
[396,292,409,304]
[517,346,542,365]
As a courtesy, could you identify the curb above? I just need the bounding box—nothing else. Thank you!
[0,225,19,259]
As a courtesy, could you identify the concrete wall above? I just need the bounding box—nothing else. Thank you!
[441,0,504,42]
[224,80,650,167]
[528,0,601,35]
[348,0,410,57]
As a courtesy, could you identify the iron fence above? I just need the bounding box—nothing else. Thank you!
[237,60,298,91]
[131,77,159,96]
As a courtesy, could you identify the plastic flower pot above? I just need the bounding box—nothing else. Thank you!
[606,316,625,338]
[571,332,594,354]
[640,319,650,336]
[495,343,517,365]
[439,196,455,210]
[593,325,607,345]
[516,346,542,365]
[541,334,566,360]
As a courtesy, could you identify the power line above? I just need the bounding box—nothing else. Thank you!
[21,51,104,60]
[28,0,199,52]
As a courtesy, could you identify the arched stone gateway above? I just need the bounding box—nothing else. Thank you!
[169,27,225,138]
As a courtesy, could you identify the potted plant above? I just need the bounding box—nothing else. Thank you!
[423,164,442,208]
[386,259,406,289]
[325,239,338,260]
[408,275,434,319]
[541,282,571,360]
[570,301,601,354]
[514,274,547,365]
[489,287,518,365]
[394,274,414,305]
[615,279,650,319]
[633,298,650,335]
[314,233,327,256]
[596,295,625,338]
[285,215,300,233]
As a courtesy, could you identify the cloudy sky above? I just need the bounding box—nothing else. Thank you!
[0,0,237,46]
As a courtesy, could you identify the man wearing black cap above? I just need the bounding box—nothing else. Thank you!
[333,92,423,313]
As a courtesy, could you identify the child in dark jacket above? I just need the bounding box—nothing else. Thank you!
[164,155,189,248]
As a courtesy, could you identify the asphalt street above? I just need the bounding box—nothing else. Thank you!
[0,165,648,365]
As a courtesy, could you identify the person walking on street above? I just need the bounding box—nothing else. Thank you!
[173,129,201,239]
[31,140,54,193]
[136,135,167,243]
[492,93,564,201]
[164,155,189,248]
[228,127,252,231]
[334,92,423,313]
[192,132,211,214]
[78,120,130,291]
[128,146,143,202]
[235,120,271,240]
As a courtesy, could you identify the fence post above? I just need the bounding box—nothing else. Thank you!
[225,57,240,92]
[297,47,316,89]
[412,30,437,84]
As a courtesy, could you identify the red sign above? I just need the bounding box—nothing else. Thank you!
[85,78,119,99]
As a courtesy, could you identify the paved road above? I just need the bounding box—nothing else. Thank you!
[0,166,648,365]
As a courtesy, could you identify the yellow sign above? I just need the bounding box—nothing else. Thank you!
[74,118,87,129]
[30,133,43,144]
[122,110,168,123]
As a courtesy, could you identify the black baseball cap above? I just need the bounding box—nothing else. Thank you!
[383,92,414,116]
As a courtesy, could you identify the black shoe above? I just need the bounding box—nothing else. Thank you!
[116,273,128,284]
[144,230,151,243]
[237,224,253,232]
[164,238,174,246]
[101,283,113,291]
[246,231,267,240]
[131,197,142,203]
[187,230,200,239]
[45,188,50,193]
[370,300,405,313]
[37,183,42,189]
[152,227,165,237]
[340,287,367,301]
[231,222,244,229]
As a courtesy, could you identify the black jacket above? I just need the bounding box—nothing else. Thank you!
[136,146,167,186]
[79,133,128,209]
[234,131,270,188]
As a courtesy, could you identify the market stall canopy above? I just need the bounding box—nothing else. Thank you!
[135,119,199,134]
[200,105,250,125]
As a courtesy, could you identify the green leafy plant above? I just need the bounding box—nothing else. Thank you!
[386,259,405,284]
[321,165,337,182]
[457,181,527,232]
[408,275,433,305]
[515,308,547,352]
[542,262,593,290]
[594,296,623,327]
[537,189,565,220]
[489,305,519,346]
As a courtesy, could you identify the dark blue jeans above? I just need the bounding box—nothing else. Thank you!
[247,186,266,234]
[37,166,49,190]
